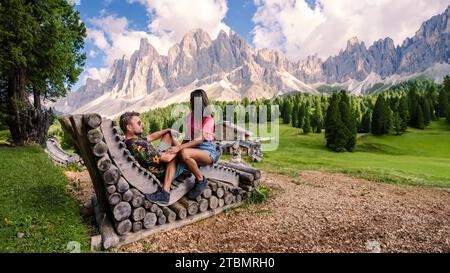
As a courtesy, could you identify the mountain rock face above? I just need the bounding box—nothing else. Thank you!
[55,5,450,117]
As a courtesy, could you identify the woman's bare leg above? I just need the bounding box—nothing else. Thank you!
[179,148,212,181]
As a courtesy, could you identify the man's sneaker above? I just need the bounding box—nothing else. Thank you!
[145,188,170,206]
[187,176,207,200]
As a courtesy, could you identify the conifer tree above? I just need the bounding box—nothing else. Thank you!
[339,91,356,151]
[398,96,409,132]
[415,103,425,130]
[302,102,311,134]
[360,111,371,133]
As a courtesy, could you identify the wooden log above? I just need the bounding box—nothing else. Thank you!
[235,170,255,184]
[208,181,218,192]
[97,156,112,172]
[91,195,119,249]
[103,167,120,185]
[202,186,212,199]
[161,207,176,223]
[169,203,187,220]
[108,193,122,206]
[87,128,103,144]
[144,200,152,210]
[179,197,199,216]
[115,201,244,248]
[194,195,202,203]
[143,212,157,229]
[132,207,146,221]
[209,196,218,210]
[217,160,261,180]
[112,201,132,221]
[149,203,159,213]
[116,219,132,235]
[132,221,143,232]
[157,214,167,225]
[106,185,116,195]
[240,185,254,192]
[122,190,133,202]
[224,192,233,205]
[130,188,144,208]
[236,194,242,203]
[84,113,102,128]
[155,207,163,217]
[216,187,225,198]
[93,141,108,157]
[198,198,209,212]
[231,195,236,204]
[218,198,224,207]
[67,115,108,217]
[116,178,130,193]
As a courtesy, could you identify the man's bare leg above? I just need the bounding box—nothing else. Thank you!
[160,131,179,146]
[162,158,177,192]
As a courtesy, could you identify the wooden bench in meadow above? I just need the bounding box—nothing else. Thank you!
[58,114,261,249]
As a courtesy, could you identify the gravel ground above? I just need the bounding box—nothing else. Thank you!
[118,171,450,253]
[65,170,450,253]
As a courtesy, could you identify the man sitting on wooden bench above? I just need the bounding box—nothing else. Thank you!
[119,111,185,206]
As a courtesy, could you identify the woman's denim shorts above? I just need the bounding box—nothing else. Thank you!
[195,141,220,163]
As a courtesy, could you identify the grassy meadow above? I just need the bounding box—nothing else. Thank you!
[251,118,450,188]
[0,144,91,252]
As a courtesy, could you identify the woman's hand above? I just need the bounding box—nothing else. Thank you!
[168,145,181,154]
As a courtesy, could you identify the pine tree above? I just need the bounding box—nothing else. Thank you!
[325,93,347,152]
[438,89,448,117]
[291,100,299,127]
[372,96,386,135]
[447,104,450,125]
[313,97,324,133]
[339,91,356,151]
[360,111,371,133]
[297,103,306,129]
[398,96,409,132]
[392,112,403,135]
[283,100,293,124]
[416,103,425,130]
[420,97,431,126]
[302,102,311,134]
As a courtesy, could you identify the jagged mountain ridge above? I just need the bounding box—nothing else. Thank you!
[54,5,450,117]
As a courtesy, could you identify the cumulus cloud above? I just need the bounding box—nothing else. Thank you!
[252,0,450,61]
[128,0,230,54]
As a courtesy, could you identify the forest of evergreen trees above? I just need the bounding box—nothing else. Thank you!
[276,76,450,152]
[139,76,450,153]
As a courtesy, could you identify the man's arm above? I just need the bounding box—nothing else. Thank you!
[146,129,174,142]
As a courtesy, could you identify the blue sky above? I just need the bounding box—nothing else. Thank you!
[71,0,450,90]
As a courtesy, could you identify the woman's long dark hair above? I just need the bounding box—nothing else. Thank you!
[190,89,210,117]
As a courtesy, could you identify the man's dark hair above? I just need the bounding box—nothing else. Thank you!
[119,111,140,133]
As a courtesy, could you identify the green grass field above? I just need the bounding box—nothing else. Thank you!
[252,118,450,188]
[0,145,90,252]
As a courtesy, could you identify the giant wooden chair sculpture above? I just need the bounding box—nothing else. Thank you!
[59,114,261,249]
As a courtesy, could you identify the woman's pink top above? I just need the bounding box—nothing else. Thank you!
[186,112,215,141]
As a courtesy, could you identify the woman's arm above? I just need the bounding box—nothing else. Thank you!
[167,138,203,154]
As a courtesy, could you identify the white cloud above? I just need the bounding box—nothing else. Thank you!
[89,50,97,57]
[252,0,450,61]
[128,0,230,54]
[81,67,111,84]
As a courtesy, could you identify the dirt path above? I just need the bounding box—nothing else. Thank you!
[66,170,450,252]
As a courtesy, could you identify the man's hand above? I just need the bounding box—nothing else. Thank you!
[167,145,181,154]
